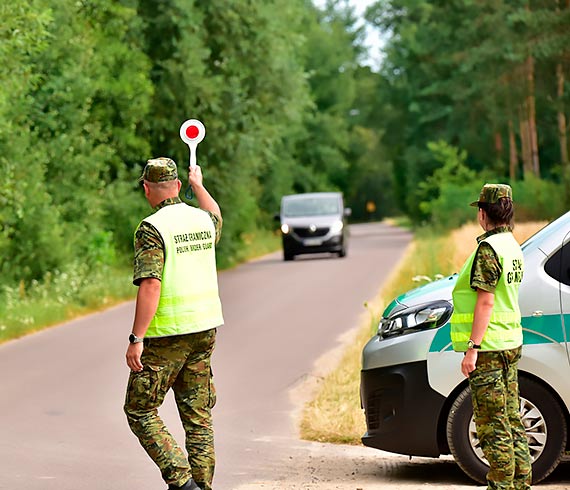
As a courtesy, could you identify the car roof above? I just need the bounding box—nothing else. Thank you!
[282,192,341,201]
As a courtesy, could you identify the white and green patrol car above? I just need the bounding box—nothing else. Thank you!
[360,210,570,484]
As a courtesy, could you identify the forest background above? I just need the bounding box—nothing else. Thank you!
[1,0,569,339]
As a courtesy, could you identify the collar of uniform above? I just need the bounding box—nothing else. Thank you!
[154,196,182,211]
[477,225,512,244]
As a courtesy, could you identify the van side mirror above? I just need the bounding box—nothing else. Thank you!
[274,213,281,221]
[344,208,352,217]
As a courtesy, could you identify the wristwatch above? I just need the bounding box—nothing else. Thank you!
[467,339,481,350]
[129,333,144,344]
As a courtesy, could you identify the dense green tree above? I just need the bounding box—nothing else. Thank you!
[0,0,153,282]
[0,2,66,280]
[365,0,570,223]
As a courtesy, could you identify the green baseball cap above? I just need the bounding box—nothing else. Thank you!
[470,183,513,207]
[139,157,178,184]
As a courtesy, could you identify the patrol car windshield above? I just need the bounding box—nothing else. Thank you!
[282,196,340,217]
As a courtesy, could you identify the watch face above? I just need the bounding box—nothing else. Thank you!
[129,333,136,343]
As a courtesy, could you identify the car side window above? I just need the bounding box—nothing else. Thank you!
[545,237,570,286]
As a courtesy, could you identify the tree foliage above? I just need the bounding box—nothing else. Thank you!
[0,0,379,284]
[1,0,567,290]
[366,0,570,224]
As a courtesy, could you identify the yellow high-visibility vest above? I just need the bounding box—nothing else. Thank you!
[451,231,523,352]
[142,203,224,337]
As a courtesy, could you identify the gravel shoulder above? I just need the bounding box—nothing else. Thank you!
[233,435,570,490]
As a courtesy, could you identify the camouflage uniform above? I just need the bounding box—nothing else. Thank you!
[125,330,217,488]
[125,158,222,490]
[466,184,532,489]
[469,346,531,489]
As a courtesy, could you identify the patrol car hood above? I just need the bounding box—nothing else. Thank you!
[383,274,457,318]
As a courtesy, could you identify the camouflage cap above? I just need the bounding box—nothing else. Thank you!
[139,157,178,184]
[470,183,513,207]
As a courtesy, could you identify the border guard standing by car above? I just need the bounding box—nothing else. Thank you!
[124,157,223,490]
[451,183,532,490]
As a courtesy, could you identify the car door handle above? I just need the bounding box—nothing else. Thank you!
[532,310,543,317]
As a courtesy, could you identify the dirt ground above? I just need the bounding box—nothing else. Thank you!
[233,322,570,490]
[234,441,570,490]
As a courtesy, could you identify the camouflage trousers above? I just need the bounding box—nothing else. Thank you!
[468,346,532,490]
[124,328,217,490]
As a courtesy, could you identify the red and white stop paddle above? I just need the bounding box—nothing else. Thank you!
[179,119,206,169]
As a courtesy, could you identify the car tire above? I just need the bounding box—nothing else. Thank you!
[338,246,346,258]
[447,377,567,485]
[283,249,294,261]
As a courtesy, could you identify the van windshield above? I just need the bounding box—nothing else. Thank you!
[282,196,340,217]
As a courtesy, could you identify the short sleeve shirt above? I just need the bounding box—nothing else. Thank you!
[133,197,222,286]
[470,226,511,293]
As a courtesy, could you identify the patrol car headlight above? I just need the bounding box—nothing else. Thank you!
[281,224,290,234]
[378,301,452,339]
[330,220,343,234]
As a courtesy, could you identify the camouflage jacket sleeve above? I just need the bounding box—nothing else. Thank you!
[470,242,502,293]
[133,221,164,286]
[206,211,223,244]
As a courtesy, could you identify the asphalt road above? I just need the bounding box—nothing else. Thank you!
[0,222,413,490]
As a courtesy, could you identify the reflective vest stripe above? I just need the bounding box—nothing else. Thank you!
[450,311,521,324]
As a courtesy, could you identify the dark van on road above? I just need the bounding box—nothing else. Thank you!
[277,192,350,261]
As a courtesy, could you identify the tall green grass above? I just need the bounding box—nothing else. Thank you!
[0,262,135,343]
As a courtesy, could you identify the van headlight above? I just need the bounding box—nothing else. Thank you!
[281,224,290,234]
[330,220,343,234]
[378,301,452,339]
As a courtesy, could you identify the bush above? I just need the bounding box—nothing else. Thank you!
[511,176,566,222]
[418,141,481,230]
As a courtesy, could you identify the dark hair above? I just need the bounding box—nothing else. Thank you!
[479,197,514,228]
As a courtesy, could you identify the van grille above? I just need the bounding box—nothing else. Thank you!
[293,227,329,238]
[365,385,402,432]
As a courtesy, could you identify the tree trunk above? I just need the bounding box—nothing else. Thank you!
[526,56,540,177]
[519,107,532,177]
[557,62,569,167]
[494,131,503,166]
[508,119,518,180]
[556,0,569,168]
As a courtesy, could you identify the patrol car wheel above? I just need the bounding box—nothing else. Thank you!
[283,248,294,261]
[447,377,567,485]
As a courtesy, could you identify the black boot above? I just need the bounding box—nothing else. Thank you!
[168,479,202,490]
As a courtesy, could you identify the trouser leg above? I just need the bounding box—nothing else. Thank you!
[469,351,515,490]
[124,338,192,487]
[504,348,532,490]
[174,329,217,490]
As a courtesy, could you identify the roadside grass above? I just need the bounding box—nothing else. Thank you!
[0,228,281,344]
[299,220,547,445]
[0,263,135,344]
[233,228,281,263]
